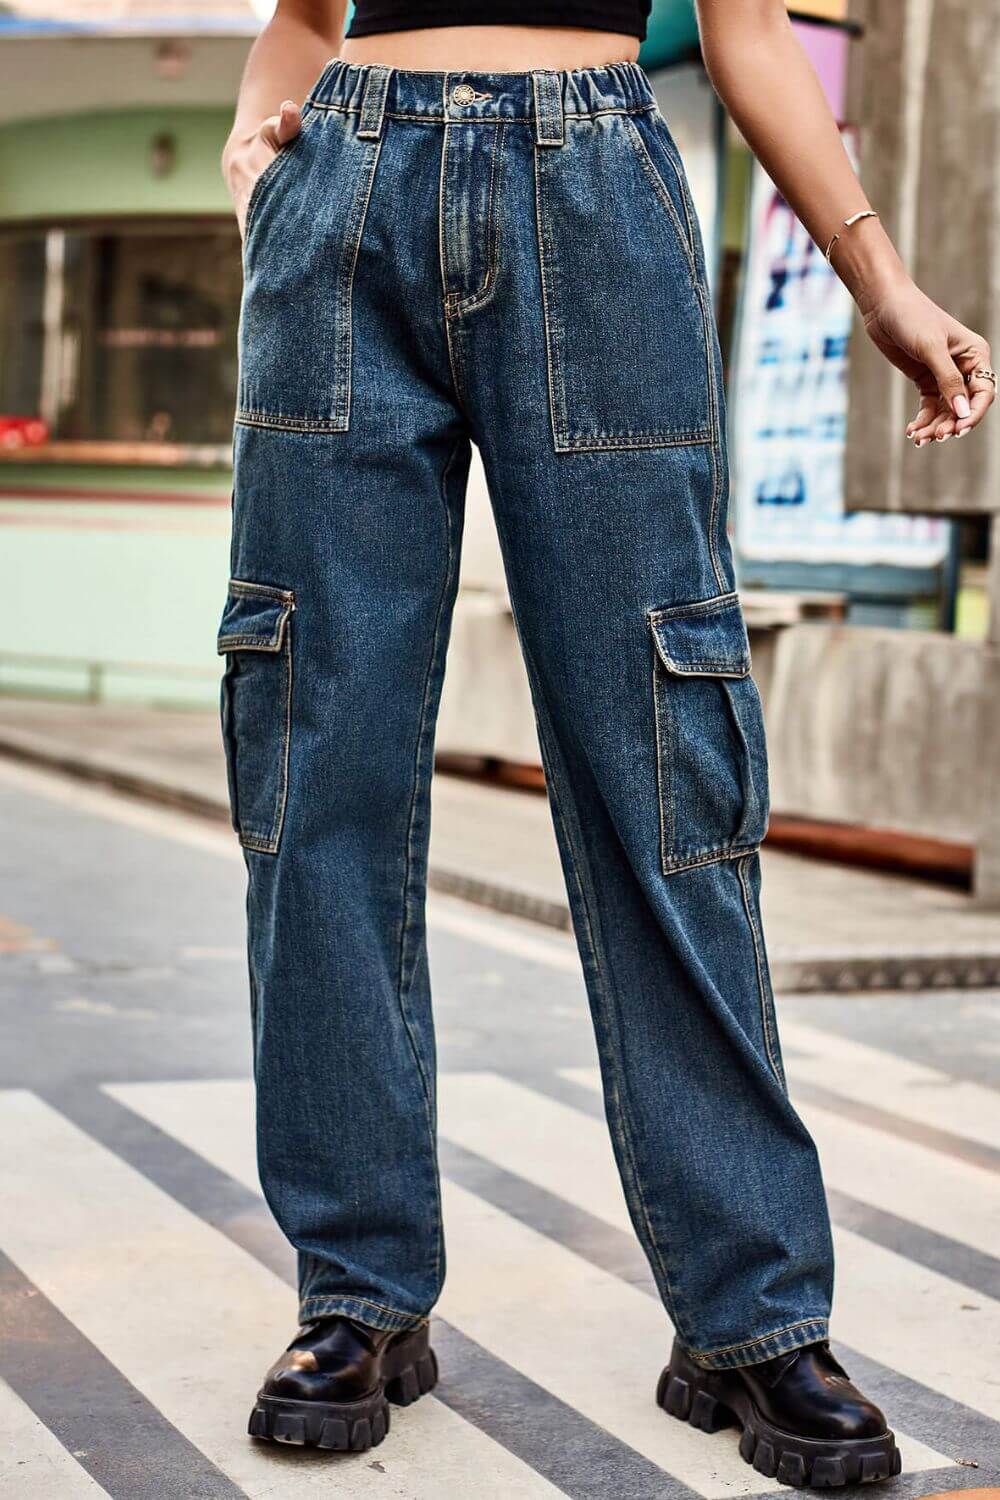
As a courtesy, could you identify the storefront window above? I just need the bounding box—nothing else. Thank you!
[0,221,241,458]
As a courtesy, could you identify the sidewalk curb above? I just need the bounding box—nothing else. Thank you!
[5,728,1000,994]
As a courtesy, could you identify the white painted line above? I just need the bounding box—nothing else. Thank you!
[472,1070,967,1464]
[0,1377,107,1499]
[109,1079,763,1497]
[113,1076,948,1497]
[800,1100,1000,1263]
[780,1021,1000,1153]
[560,1065,1000,1267]
[0,1090,560,1500]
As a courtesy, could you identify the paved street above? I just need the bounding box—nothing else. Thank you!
[1,756,999,1500]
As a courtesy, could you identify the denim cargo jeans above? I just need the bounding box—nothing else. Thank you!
[218,59,835,1369]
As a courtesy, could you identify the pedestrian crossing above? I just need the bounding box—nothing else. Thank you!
[0,1378,106,1499]
[778,1022,1000,1153]
[0,1029,992,1500]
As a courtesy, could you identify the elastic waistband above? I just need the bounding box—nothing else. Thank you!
[307,58,656,142]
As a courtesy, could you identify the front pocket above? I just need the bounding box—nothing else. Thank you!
[217,579,295,854]
[237,107,383,435]
[534,111,715,454]
[648,593,769,875]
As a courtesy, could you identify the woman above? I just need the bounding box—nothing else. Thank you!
[220,0,993,1484]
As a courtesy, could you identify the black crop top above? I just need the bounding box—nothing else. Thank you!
[346,2,652,42]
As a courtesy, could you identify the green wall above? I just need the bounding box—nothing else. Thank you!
[0,467,231,707]
[0,108,233,221]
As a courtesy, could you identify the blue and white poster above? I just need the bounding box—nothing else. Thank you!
[731,156,947,568]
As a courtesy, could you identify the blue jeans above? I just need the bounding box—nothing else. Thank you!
[219,59,835,1370]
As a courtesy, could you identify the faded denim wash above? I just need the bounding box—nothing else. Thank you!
[218,59,835,1370]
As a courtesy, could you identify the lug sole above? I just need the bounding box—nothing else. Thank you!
[656,1346,902,1489]
[248,1345,438,1452]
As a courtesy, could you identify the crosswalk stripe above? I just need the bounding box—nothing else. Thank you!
[111,1077,956,1496]
[557,1063,1000,1271]
[798,1099,1000,1264]
[561,1064,1000,1425]
[109,1077,770,1497]
[0,1090,562,1500]
[779,1022,1000,1153]
[0,1377,106,1499]
[106,1081,695,1500]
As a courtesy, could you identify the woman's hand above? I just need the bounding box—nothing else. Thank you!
[860,277,994,446]
[223,99,302,238]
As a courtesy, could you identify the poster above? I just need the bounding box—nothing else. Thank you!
[731,156,948,569]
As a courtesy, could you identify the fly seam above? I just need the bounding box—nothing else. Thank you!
[451,123,507,317]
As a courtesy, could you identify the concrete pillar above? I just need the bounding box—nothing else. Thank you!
[844,0,999,517]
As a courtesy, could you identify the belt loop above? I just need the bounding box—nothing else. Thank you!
[532,70,564,147]
[357,64,392,140]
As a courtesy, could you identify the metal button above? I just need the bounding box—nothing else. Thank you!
[452,84,477,106]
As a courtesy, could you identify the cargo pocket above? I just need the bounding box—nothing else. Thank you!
[217,579,295,854]
[648,593,768,875]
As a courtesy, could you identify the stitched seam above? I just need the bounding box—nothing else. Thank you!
[306,101,657,124]
[437,102,468,410]
[235,411,347,434]
[298,1293,428,1326]
[272,625,293,851]
[622,114,698,283]
[649,111,699,263]
[655,659,750,677]
[335,129,384,431]
[556,430,712,453]
[699,282,727,594]
[692,1317,829,1362]
[533,147,568,450]
[564,424,710,442]
[357,63,391,139]
[217,635,282,652]
[393,434,465,1300]
[451,122,507,317]
[233,626,292,854]
[662,842,761,875]
[737,855,785,1088]
[654,116,700,261]
[649,593,739,622]
[652,654,674,873]
[228,578,295,602]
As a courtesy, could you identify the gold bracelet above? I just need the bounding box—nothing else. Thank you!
[824,209,879,263]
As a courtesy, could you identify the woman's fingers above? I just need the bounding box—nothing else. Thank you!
[906,389,940,443]
[921,338,971,427]
[955,342,996,434]
[275,99,303,145]
[260,100,302,151]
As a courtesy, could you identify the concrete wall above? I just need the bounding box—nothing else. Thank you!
[844,0,999,516]
[765,621,986,843]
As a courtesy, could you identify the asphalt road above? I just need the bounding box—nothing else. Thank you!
[1,757,998,1500]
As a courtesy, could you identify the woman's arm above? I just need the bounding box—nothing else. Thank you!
[697,0,994,443]
[223,0,345,235]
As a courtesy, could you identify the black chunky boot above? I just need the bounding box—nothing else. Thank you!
[248,1315,437,1451]
[657,1338,902,1488]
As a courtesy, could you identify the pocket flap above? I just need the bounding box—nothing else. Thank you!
[217,579,295,654]
[648,593,751,678]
